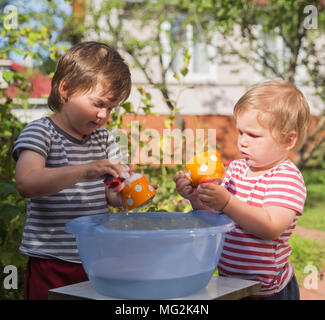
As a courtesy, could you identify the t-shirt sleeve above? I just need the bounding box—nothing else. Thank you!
[263,167,306,215]
[221,160,236,190]
[105,130,124,162]
[12,119,51,161]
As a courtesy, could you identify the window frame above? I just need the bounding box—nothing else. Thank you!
[160,21,218,84]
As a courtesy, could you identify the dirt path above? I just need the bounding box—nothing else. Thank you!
[294,225,325,242]
[294,226,325,300]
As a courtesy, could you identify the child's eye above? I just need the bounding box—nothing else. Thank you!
[94,102,111,109]
[93,102,103,108]
[249,134,260,138]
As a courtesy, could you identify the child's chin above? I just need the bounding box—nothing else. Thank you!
[86,125,100,134]
[245,159,257,167]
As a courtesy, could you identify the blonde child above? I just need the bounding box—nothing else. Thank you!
[174,80,310,299]
[13,41,131,299]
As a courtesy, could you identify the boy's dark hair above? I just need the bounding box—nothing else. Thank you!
[48,41,131,111]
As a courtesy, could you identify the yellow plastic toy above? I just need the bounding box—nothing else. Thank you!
[186,151,225,186]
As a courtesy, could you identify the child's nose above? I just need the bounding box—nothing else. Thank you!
[97,108,109,119]
[238,134,248,147]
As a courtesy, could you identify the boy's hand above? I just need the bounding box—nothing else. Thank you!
[173,171,197,200]
[84,159,130,180]
[197,182,231,211]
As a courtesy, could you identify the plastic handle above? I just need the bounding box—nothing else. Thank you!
[105,177,125,192]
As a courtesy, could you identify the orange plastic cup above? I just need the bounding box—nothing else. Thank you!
[185,151,225,187]
[120,174,156,210]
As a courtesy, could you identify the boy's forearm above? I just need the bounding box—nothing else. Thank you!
[16,165,88,198]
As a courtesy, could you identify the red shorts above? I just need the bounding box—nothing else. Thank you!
[24,256,88,300]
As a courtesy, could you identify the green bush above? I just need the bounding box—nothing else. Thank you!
[0,106,27,300]
[1,4,67,298]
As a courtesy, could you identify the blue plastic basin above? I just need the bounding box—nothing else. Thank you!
[65,210,234,299]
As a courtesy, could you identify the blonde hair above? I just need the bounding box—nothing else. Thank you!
[48,41,131,112]
[233,80,310,151]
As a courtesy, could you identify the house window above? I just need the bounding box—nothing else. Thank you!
[161,20,218,84]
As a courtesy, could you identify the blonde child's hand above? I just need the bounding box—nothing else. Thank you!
[197,182,231,211]
[173,171,197,200]
[83,159,130,180]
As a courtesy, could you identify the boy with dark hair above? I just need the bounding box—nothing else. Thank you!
[13,41,131,299]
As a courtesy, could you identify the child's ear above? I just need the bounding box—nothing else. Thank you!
[285,131,298,151]
[58,80,68,101]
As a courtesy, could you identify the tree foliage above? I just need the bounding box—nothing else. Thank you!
[79,0,325,168]
[189,0,325,168]
[0,0,67,299]
[79,0,240,131]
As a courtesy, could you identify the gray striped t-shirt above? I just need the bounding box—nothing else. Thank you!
[12,117,122,263]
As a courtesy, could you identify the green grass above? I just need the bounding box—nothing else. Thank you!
[290,168,325,284]
[289,233,325,284]
[299,169,325,231]
[298,201,325,231]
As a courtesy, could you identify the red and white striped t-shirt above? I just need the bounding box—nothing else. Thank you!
[217,159,306,297]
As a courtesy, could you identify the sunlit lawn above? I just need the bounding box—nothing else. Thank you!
[290,168,325,283]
